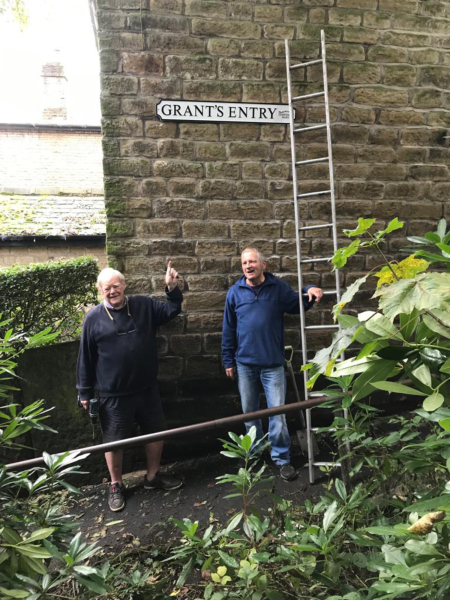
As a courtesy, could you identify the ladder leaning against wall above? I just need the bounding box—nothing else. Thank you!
[284,31,347,484]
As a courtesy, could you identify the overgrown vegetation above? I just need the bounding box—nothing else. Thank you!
[0,257,98,342]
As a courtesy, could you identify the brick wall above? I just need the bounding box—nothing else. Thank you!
[97,0,450,404]
[0,129,104,194]
[0,246,107,269]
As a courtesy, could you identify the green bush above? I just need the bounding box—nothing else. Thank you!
[0,257,99,342]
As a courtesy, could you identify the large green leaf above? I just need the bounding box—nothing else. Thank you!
[352,360,398,402]
[412,364,432,388]
[423,392,445,412]
[365,313,401,339]
[332,276,368,321]
[371,382,426,396]
[332,356,380,377]
[374,273,450,320]
[405,540,442,556]
[399,309,420,341]
[377,217,404,237]
[332,239,360,269]
[423,309,450,340]
[343,218,376,237]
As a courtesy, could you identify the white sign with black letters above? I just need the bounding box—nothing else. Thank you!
[156,100,291,124]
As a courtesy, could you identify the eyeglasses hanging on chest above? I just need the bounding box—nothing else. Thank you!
[103,300,137,336]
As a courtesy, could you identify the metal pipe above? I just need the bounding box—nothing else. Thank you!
[5,395,336,470]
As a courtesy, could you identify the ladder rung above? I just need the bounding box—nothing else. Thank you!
[297,189,331,199]
[300,256,331,264]
[290,59,322,70]
[312,427,337,432]
[294,124,327,134]
[296,156,329,166]
[302,289,338,296]
[305,325,339,330]
[292,91,325,101]
[312,462,342,467]
[299,222,333,231]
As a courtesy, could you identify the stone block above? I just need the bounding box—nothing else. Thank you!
[407,221,442,237]
[268,180,294,200]
[135,218,180,236]
[384,65,417,87]
[284,5,309,22]
[432,182,450,200]
[274,39,320,59]
[186,275,228,291]
[379,0,418,12]
[254,4,282,21]
[412,89,442,108]
[369,128,398,145]
[145,31,205,54]
[128,14,188,33]
[187,312,224,330]
[265,163,290,179]
[207,38,240,57]
[326,43,365,62]
[396,147,427,163]
[102,117,143,137]
[122,98,157,117]
[182,220,228,239]
[101,75,138,95]
[263,25,295,40]
[199,257,230,273]
[184,355,220,378]
[153,160,203,178]
[229,142,271,161]
[167,178,198,197]
[184,291,228,311]
[150,0,182,12]
[410,49,440,65]
[230,220,281,238]
[261,125,286,142]
[207,200,273,220]
[379,110,424,126]
[166,55,217,80]
[329,8,361,26]
[140,77,181,98]
[107,219,134,238]
[363,11,391,29]
[141,178,167,197]
[192,18,260,39]
[122,52,163,75]
[99,31,144,51]
[357,146,396,163]
[196,143,227,161]
[154,198,205,219]
[153,160,203,179]
[296,24,342,43]
[100,50,120,73]
[369,164,406,181]
[103,157,149,177]
[240,41,273,60]
[170,334,202,355]
[220,123,260,141]
[235,181,266,199]
[179,123,219,141]
[104,177,140,198]
[265,60,304,82]
[158,139,195,159]
[428,111,450,127]
[101,96,121,116]
[206,162,240,179]
[342,27,378,44]
[242,162,263,179]
[309,8,326,23]
[381,31,431,47]
[335,164,370,179]
[429,147,450,163]
[237,240,274,256]
[158,356,184,380]
[410,165,449,180]
[107,238,149,256]
[121,139,158,158]
[398,202,441,220]
[183,81,241,101]
[123,256,166,273]
[354,86,408,107]
[341,106,376,124]
[144,121,177,138]
[343,62,382,85]
[229,2,253,20]
[342,182,384,200]
[199,180,235,199]
[203,333,223,353]
[185,0,227,18]
[218,58,263,81]
[148,239,194,255]
[103,139,120,157]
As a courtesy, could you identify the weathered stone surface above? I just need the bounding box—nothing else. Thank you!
[100,50,120,73]
[263,24,295,40]
[354,86,409,107]
[122,52,163,75]
[207,200,273,220]
[363,12,391,29]
[150,0,183,13]
[412,89,442,108]
[107,219,134,237]
[144,121,177,138]
[326,43,365,61]
[140,77,181,97]
[185,275,228,291]
[186,312,224,330]
[341,106,376,124]
[158,139,195,159]
[207,38,240,57]
[101,96,121,116]
[167,178,198,197]
[230,221,281,238]
[183,292,227,311]
[409,165,449,180]
[104,177,140,198]
[192,18,260,39]
[183,81,241,101]
[218,58,263,80]
[205,162,240,179]
[240,40,273,59]
[228,3,253,21]
[254,4,282,21]
[141,178,167,197]
[410,48,440,65]
[102,117,143,137]
[146,32,205,54]
[382,31,430,47]
[179,124,219,141]
[235,181,266,199]
[121,139,158,157]
[421,66,450,88]
[135,218,180,236]
[166,55,217,80]
[196,143,227,161]
[185,0,227,18]
[154,198,205,218]
[384,65,417,87]
[242,83,280,103]
[229,142,271,161]
[153,160,202,178]
[182,220,228,238]
[184,355,220,377]
[220,123,259,141]
[170,334,202,355]
[379,110,424,126]
[329,8,361,26]
[199,180,235,199]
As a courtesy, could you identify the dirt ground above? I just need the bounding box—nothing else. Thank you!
[70,438,328,553]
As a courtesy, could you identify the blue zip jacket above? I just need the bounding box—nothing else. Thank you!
[222,273,315,369]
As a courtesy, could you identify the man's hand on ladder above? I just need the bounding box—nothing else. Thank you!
[307,287,323,303]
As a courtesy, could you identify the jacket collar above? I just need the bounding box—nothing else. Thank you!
[236,272,276,289]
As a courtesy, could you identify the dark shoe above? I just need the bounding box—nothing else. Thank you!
[108,482,126,512]
[144,472,183,491]
[279,463,297,482]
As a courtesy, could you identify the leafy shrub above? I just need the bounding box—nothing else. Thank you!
[0,257,98,342]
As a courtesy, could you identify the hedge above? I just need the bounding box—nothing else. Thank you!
[0,256,99,341]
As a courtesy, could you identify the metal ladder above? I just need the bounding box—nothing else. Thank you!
[285,31,345,484]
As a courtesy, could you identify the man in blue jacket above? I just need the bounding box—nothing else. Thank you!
[222,248,323,481]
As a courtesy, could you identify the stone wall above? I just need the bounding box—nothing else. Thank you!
[0,245,106,269]
[97,0,450,400]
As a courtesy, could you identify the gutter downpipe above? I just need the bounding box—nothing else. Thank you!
[5,395,336,471]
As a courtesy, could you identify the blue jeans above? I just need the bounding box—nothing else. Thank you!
[236,362,290,466]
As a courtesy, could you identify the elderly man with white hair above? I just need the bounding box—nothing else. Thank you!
[76,262,182,512]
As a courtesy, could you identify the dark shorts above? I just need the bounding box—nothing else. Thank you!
[99,382,166,444]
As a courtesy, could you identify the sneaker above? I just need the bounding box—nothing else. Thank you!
[108,482,126,512]
[279,463,297,482]
[144,472,183,491]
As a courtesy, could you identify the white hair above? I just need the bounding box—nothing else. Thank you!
[96,268,125,290]
[241,247,266,263]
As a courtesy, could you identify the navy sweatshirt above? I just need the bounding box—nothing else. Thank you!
[76,287,182,399]
[222,273,315,369]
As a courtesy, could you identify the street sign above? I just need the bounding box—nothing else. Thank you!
[156,100,291,124]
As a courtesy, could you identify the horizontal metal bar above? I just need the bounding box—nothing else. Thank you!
[299,222,333,231]
[292,91,325,101]
[297,189,331,199]
[290,59,322,70]
[300,256,331,264]
[294,124,327,134]
[305,324,339,330]
[301,290,337,297]
[5,395,340,471]
[312,428,337,433]
[312,462,342,467]
[295,156,329,166]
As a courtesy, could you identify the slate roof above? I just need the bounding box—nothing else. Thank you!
[0,196,106,237]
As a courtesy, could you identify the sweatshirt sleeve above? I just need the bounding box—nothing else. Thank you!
[152,285,183,327]
[221,290,237,369]
[282,282,316,314]
[76,316,97,400]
